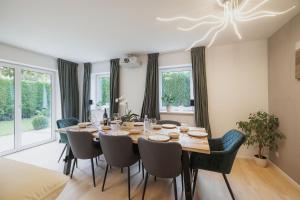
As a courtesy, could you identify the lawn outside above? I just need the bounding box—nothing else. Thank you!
[0,118,34,136]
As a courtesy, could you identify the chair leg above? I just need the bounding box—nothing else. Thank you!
[58,144,67,163]
[173,177,178,200]
[70,158,76,178]
[139,160,141,172]
[102,164,109,191]
[95,157,99,166]
[128,166,131,200]
[181,171,184,190]
[154,176,157,181]
[142,172,149,200]
[223,174,235,200]
[75,159,78,168]
[91,159,96,187]
[121,167,123,173]
[192,169,198,197]
[142,163,144,179]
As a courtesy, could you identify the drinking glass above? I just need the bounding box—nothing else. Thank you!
[150,118,157,125]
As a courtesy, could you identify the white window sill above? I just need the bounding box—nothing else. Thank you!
[160,111,194,115]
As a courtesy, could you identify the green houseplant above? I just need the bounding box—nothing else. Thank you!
[237,111,285,167]
[122,110,139,122]
[121,110,139,129]
[162,94,175,112]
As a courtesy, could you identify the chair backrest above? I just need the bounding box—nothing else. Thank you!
[99,133,138,167]
[157,120,181,126]
[221,129,245,153]
[66,130,97,159]
[212,129,245,174]
[56,118,79,128]
[57,118,79,144]
[138,138,182,178]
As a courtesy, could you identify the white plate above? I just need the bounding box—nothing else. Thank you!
[148,134,170,142]
[162,124,177,129]
[111,130,129,136]
[134,122,144,126]
[188,130,208,138]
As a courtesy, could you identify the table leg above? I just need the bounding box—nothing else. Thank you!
[63,144,74,175]
[182,151,192,200]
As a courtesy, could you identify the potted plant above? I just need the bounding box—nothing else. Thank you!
[121,110,139,129]
[162,94,175,112]
[237,111,285,167]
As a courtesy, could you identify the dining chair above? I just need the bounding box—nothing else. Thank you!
[66,130,102,187]
[157,120,181,126]
[56,118,79,163]
[99,133,139,200]
[138,138,182,200]
[190,129,245,200]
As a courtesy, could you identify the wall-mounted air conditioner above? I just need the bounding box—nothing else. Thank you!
[120,56,141,68]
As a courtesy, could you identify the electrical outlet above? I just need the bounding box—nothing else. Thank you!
[275,152,280,157]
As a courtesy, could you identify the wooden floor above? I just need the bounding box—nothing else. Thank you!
[5,142,300,200]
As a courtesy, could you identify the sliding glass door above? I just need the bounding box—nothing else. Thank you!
[0,66,15,153]
[0,63,55,155]
[21,69,53,147]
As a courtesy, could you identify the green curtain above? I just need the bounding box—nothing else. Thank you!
[110,58,120,118]
[141,53,160,119]
[82,63,92,122]
[57,59,79,119]
[191,47,211,137]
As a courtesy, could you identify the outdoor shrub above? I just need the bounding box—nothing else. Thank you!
[32,115,49,130]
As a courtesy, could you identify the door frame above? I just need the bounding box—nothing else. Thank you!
[0,61,57,156]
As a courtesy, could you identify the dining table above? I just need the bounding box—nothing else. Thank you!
[56,123,210,200]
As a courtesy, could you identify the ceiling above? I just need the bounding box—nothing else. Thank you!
[0,0,299,63]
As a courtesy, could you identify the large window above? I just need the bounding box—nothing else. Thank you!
[0,63,55,156]
[159,65,194,112]
[96,74,110,109]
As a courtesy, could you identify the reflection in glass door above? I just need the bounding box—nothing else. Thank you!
[21,69,52,147]
[0,66,15,153]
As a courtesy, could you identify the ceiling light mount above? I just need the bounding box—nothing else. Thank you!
[157,0,296,50]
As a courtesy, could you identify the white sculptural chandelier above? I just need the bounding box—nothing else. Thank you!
[157,0,296,50]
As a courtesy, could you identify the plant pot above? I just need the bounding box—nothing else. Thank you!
[166,105,173,112]
[254,155,268,167]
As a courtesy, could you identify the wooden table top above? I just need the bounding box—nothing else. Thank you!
[56,125,210,154]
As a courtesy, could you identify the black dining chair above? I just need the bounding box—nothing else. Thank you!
[157,120,181,126]
[190,129,245,200]
[99,133,139,200]
[66,130,102,187]
[138,138,182,200]
[56,118,79,163]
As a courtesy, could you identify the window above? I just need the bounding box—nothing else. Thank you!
[159,65,194,112]
[0,63,56,156]
[96,74,110,109]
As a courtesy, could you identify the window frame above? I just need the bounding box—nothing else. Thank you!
[159,64,194,113]
[95,73,110,110]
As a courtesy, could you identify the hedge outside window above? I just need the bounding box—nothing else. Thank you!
[159,65,194,112]
[96,73,110,110]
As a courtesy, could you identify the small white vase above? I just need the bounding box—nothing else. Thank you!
[166,105,173,112]
[254,155,268,167]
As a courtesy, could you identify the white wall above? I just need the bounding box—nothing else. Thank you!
[0,43,62,120]
[91,40,268,156]
[91,56,147,115]
[206,40,268,156]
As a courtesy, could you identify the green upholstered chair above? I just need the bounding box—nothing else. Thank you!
[56,118,79,163]
[190,129,245,200]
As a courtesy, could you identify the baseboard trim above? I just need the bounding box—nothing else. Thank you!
[268,160,300,191]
